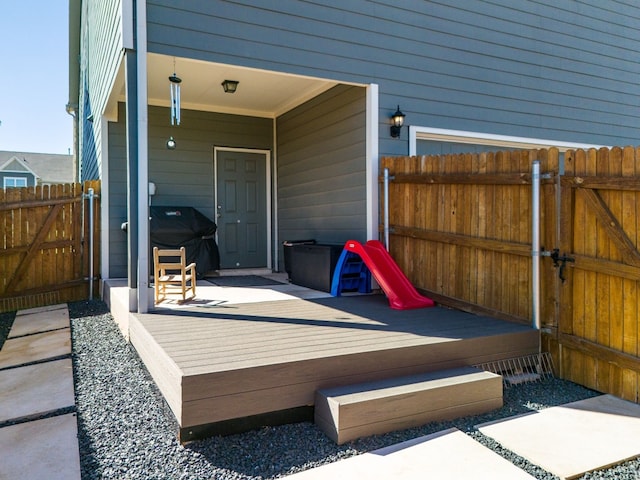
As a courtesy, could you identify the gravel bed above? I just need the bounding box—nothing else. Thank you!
[68,300,640,479]
[0,310,15,350]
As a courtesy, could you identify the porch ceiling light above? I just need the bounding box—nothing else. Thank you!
[390,105,405,138]
[166,136,176,150]
[221,79,239,94]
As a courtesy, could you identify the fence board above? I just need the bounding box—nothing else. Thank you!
[516,152,529,319]
[595,149,612,392]
[477,153,488,308]
[584,149,599,389]
[609,149,624,359]
[575,149,590,387]
[500,151,513,315]
[542,149,560,328]
[465,153,476,305]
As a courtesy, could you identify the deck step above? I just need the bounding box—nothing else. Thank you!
[314,366,503,444]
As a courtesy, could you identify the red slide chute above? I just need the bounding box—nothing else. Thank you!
[342,240,435,310]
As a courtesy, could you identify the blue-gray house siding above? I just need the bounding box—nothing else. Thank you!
[74,0,640,283]
[146,0,640,153]
[78,0,123,181]
[277,85,367,245]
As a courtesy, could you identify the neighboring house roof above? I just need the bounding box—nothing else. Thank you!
[0,156,39,180]
[0,151,75,184]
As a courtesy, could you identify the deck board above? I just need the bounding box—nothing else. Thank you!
[130,294,539,437]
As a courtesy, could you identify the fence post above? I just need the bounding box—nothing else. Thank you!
[383,168,391,250]
[85,187,98,300]
[532,161,541,331]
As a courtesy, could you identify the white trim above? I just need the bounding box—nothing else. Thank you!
[121,0,134,50]
[213,147,273,270]
[409,126,609,156]
[3,177,28,188]
[272,119,279,270]
[366,84,379,241]
[136,0,150,313]
[99,116,110,280]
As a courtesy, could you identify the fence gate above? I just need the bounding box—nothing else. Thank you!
[0,181,101,313]
[555,147,640,402]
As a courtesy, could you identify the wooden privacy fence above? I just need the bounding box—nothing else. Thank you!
[0,181,101,313]
[381,147,640,403]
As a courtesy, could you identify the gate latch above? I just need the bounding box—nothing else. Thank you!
[550,248,575,283]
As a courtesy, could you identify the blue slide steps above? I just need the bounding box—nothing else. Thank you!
[331,249,372,296]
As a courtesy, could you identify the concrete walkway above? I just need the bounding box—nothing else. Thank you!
[0,304,80,480]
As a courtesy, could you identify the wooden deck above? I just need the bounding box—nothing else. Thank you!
[129,293,538,441]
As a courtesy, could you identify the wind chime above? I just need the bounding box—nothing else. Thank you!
[169,70,182,126]
[167,60,181,149]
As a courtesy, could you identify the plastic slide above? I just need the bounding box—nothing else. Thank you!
[343,240,435,310]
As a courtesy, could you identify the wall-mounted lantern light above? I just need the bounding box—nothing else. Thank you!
[390,105,405,138]
[166,136,176,150]
[221,79,239,93]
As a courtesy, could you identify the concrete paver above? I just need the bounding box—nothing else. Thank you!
[0,414,81,480]
[0,358,75,423]
[478,394,640,479]
[286,428,536,479]
[9,303,70,338]
[0,328,71,369]
[13,304,68,316]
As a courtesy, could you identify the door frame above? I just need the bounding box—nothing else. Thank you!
[213,146,273,270]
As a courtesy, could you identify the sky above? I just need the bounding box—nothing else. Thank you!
[0,1,72,155]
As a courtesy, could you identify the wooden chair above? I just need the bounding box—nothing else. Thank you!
[153,246,196,304]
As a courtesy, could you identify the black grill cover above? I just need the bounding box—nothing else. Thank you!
[150,206,220,276]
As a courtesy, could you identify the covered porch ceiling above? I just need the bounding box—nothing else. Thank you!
[107,53,339,120]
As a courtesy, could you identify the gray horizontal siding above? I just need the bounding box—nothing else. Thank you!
[79,0,123,181]
[148,106,272,221]
[147,0,640,153]
[107,102,273,277]
[107,104,128,278]
[277,85,366,259]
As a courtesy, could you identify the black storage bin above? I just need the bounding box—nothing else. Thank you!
[282,239,316,280]
[150,206,220,277]
[290,243,343,292]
